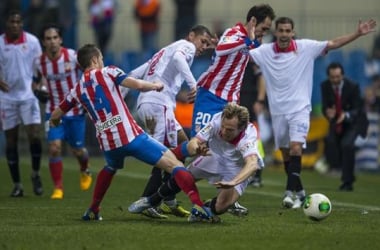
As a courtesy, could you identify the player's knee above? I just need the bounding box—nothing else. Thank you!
[71,147,86,158]
[49,143,61,157]
[6,146,18,161]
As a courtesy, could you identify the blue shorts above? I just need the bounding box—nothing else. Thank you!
[191,87,228,136]
[103,133,168,169]
[46,114,86,149]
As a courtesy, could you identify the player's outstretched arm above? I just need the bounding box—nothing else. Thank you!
[49,107,65,127]
[327,19,377,51]
[214,154,258,188]
[121,77,164,92]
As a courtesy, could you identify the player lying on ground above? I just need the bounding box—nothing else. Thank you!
[128,103,263,222]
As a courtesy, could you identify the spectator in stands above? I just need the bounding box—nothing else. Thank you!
[88,0,116,54]
[134,0,160,53]
[173,0,198,40]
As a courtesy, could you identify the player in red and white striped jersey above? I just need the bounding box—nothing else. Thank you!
[188,4,275,216]
[33,24,92,200]
[49,44,212,221]
[191,4,275,137]
[0,10,43,197]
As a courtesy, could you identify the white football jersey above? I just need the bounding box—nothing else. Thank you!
[250,39,327,115]
[0,31,42,101]
[196,112,260,172]
[133,39,197,109]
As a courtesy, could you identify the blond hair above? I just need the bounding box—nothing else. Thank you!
[222,103,250,129]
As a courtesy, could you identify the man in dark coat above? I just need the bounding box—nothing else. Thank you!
[321,62,368,191]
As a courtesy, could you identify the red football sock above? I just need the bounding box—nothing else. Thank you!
[90,168,115,213]
[171,144,186,161]
[172,167,203,207]
[49,158,63,189]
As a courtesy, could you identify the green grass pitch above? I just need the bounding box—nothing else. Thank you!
[0,156,379,250]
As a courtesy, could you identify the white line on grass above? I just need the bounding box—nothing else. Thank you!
[115,170,380,212]
[32,163,379,212]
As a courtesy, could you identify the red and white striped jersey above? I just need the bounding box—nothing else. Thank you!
[197,23,255,102]
[34,47,83,116]
[59,66,144,151]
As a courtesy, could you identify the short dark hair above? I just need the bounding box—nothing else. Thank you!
[6,9,22,21]
[326,62,345,75]
[77,44,100,70]
[190,25,212,37]
[246,4,276,24]
[275,17,294,29]
[40,23,63,40]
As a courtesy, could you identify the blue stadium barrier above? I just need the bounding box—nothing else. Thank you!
[104,51,116,67]
[346,49,370,89]
[119,50,143,73]
[325,49,345,66]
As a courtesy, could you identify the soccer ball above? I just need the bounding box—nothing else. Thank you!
[303,193,332,221]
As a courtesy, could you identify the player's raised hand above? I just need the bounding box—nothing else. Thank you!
[186,87,197,103]
[247,16,257,40]
[0,80,9,92]
[358,19,377,35]
[207,34,219,49]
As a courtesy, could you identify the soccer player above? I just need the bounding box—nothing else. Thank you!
[190,4,275,215]
[49,44,211,221]
[0,10,43,197]
[128,24,213,218]
[249,17,377,208]
[33,23,92,199]
[128,103,263,222]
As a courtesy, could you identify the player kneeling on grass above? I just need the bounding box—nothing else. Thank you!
[128,103,263,222]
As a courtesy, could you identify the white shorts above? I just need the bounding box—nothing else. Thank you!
[0,98,41,130]
[137,103,182,147]
[271,108,310,149]
[187,154,249,196]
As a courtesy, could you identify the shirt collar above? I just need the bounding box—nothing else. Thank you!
[4,32,26,45]
[273,39,297,53]
[235,22,249,36]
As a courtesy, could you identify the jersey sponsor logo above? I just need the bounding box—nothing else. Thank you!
[199,124,212,136]
[46,71,72,81]
[95,115,122,132]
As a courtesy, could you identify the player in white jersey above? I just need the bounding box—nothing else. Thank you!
[128,25,212,218]
[0,10,43,197]
[33,23,92,200]
[249,17,377,209]
[129,103,262,222]
[49,44,213,221]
